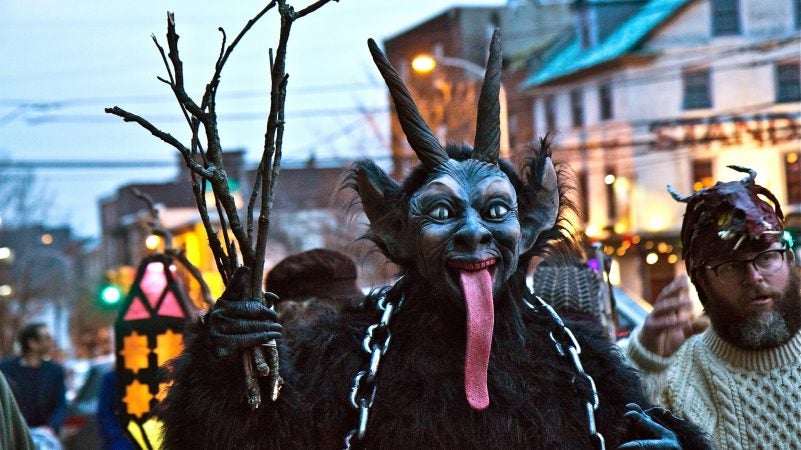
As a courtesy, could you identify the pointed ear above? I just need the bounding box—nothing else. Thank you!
[519,156,559,253]
[355,162,410,261]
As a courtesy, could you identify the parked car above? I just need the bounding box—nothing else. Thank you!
[612,286,652,340]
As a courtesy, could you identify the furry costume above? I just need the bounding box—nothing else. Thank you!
[160,31,709,450]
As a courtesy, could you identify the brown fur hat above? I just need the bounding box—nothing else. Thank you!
[266,248,361,302]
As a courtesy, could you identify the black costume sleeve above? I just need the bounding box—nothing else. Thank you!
[159,316,303,450]
[565,317,712,450]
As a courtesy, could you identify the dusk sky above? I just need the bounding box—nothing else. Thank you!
[0,0,505,239]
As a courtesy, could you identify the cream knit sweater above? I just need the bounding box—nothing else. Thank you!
[626,327,801,450]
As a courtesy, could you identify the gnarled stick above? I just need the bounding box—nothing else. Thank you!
[106,0,338,409]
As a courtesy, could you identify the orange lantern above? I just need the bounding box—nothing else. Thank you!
[114,254,197,449]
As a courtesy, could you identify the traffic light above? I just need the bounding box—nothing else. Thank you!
[98,283,123,307]
[97,268,129,309]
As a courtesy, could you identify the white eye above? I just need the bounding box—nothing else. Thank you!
[429,205,451,220]
[487,204,509,220]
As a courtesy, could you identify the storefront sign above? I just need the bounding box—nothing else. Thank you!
[650,112,801,149]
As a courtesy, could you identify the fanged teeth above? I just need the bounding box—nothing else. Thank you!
[450,259,497,271]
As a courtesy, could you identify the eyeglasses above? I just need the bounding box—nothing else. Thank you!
[704,248,788,284]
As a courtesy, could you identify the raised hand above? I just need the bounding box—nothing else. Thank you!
[617,403,681,449]
[637,276,694,357]
[208,266,283,358]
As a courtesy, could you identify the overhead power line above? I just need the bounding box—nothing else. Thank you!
[0,83,385,109]
[0,160,175,169]
[0,155,394,171]
[24,107,390,125]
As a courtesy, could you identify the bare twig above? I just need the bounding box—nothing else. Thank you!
[296,0,336,18]
[106,0,341,410]
[104,107,208,175]
[131,189,215,308]
[203,1,278,111]
[167,249,215,307]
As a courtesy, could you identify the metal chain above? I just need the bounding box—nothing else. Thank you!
[523,294,606,450]
[343,282,404,450]
[341,281,603,449]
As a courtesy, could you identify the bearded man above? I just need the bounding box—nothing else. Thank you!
[626,166,801,449]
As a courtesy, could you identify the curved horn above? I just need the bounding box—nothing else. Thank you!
[728,165,756,184]
[472,29,502,164]
[754,185,785,221]
[367,39,448,170]
[666,184,691,203]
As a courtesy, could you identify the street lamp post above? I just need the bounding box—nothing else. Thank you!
[410,50,510,159]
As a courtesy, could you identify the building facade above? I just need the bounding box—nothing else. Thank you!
[383,3,575,177]
[98,152,381,303]
[522,0,801,299]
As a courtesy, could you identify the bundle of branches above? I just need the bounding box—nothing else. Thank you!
[105,0,339,409]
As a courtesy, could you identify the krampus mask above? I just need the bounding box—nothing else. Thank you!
[353,30,559,410]
[668,166,785,296]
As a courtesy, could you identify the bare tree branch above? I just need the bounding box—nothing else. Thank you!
[164,13,206,121]
[103,107,211,177]
[297,0,336,18]
[203,1,278,111]
[105,0,341,410]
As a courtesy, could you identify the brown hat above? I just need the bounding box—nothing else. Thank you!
[669,165,784,274]
[266,248,361,302]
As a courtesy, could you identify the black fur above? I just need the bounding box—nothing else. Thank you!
[161,276,710,449]
[160,142,710,449]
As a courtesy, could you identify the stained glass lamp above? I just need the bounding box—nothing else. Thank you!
[114,253,196,449]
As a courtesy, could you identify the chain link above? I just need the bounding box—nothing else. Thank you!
[524,295,605,450]
[344,282,404,450]
[343,282,603,449]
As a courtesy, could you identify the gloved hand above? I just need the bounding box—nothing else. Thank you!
[617,403,681,450]
[208,266,283,358]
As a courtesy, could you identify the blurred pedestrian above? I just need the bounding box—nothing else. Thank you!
[0,322,67,444]
[0,371,35,450]
[96,369,134,450]
[266,248,364,326]
[626,166,801,448]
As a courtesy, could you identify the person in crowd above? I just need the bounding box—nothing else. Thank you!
[266,248,364,326]
[0,371,35,450]
[96,369,135,450]
[0,322,67,444]
[626,166,801,448]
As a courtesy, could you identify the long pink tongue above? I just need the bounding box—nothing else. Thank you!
[460,269,494,411]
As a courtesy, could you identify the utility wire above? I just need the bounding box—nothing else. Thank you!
[0,83,385,108]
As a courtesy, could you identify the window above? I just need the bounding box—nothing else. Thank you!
[599,83,613,121]
[776,60,801,103]
[796,0,801,30]
[711,0,740,36]
[786,152,801,205]
[544,95,556,131]
[682,68,712,110]
[692,159,714,192]
[579,10,592,49]
[570,89,584,127]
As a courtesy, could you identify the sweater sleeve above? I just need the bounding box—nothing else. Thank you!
[625,326,675,373]
[624,327,676,405]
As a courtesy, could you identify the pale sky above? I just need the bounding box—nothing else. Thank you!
[0,0,505,240]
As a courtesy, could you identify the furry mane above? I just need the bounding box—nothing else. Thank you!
[341,134,580,273]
